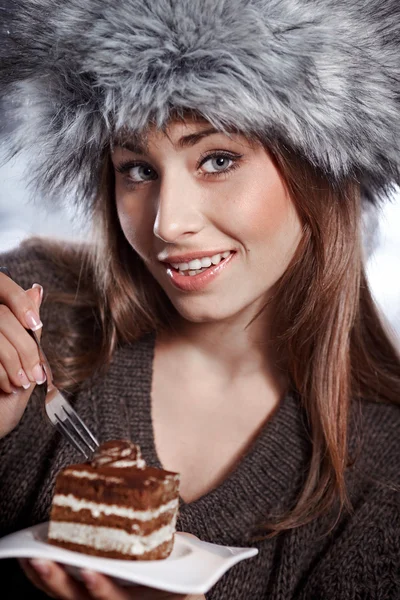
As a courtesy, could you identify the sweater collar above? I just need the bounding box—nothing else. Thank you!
[98,332,311,545]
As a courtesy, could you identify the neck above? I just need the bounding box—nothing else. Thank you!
[158,304,288,394]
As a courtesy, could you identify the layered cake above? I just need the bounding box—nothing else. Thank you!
[47,440,180,560]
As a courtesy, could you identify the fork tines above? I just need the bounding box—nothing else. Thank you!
[45,389,99,460]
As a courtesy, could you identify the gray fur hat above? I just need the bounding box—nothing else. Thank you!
[1,0,399,211]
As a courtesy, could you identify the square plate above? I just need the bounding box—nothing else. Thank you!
[0,523,258,594]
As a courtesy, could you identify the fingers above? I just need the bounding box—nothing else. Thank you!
[80,571,131,600]
[27,559,92,599]
[0,285,45,394]
[25,559,202,600]
[0,272,43,331]
[80,572,190,599]
[27,561,132,600]
[0,324,44,391]
[0,279,47,436]
[19,559,58,598]
[26,285,44,341]
[31,283,44,309]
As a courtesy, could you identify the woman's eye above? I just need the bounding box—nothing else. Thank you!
[201,155,234,174]
[127,165,157,182]
[115,151,241,187]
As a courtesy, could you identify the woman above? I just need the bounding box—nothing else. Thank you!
[0,0,399,598]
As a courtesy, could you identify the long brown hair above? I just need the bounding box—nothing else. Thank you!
[24,126,400,534]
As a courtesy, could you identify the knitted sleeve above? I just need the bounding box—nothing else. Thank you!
[0,237,84,533]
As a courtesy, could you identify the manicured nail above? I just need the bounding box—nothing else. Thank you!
[81,569,98,589]
[30,558,51,578]
[25,310,43,331]
[32,283,44,306]
[18,369,31,389]
[32,363,46,385]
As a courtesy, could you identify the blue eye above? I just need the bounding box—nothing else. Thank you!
[202,155,234,173]
[198,151,243,178]
[115,150,242,188]
[127,165,157,182]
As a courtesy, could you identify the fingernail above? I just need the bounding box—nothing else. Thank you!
[81,569,97,589]
[30,558,51,578]
[32,363,46,385]
[32,283,44,306]
[18,369,31,389]
[25,309,43,331]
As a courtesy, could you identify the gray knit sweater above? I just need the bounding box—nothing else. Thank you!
[0,242,399,600]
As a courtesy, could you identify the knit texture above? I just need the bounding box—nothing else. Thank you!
[0,241,399,599]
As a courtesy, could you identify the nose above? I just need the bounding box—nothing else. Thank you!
[153,172,205,243]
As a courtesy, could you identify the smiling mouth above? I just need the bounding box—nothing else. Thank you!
[167,251,234,276]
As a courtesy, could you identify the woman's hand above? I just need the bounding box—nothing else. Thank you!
[19,559,206,600]
[0,272,46,438]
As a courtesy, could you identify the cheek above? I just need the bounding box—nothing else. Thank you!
[227,172,302,285]
[115,192,152,254]
[234,176,301,246]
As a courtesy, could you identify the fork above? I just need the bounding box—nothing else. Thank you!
[0,267,99,459]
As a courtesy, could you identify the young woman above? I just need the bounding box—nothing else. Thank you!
[0,1,399,599]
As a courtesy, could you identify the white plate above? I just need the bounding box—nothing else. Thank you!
[0,523,258,594]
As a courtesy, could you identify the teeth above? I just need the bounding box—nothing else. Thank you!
[200,257,212,268]
[170,262,189,270]
[188,268,207,276]
[188,259,202,270]
[210,254,222,265]
[170,251,232,272]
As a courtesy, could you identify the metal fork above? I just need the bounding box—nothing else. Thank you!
[0,267,99,459]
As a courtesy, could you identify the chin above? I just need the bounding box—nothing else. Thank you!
[171,300,242,325]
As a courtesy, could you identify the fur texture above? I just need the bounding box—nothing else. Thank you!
[0,0,399,210]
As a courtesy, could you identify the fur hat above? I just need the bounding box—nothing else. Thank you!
[1,0,399,211]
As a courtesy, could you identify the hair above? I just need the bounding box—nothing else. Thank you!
[24,114,400,536]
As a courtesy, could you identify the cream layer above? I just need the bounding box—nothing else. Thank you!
[48,521,175,555]
[64,469,178,485]
[93,458,146,468]
[64,469,123,483]
[53,493,179,520]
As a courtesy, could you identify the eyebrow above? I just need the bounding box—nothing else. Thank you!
[116,127,226,155]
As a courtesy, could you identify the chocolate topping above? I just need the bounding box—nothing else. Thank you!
[91,440,146,469]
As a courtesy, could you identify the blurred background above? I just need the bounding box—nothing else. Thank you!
[0,151,400,346]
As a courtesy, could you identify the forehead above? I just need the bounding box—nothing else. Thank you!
[112,118,258,154]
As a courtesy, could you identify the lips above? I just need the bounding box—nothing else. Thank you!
[162,250,237,292]
[159,250,235,264]
[168,251,233,275]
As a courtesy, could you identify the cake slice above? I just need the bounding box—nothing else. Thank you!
[48,440,180,560]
